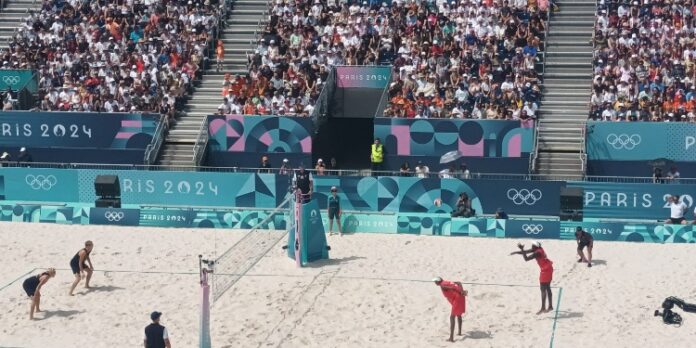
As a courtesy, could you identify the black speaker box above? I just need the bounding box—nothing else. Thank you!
[95,175,120,198]
[95,198,121,208]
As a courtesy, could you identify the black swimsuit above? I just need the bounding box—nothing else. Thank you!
[22,272,48,297]
[70,248,90,274]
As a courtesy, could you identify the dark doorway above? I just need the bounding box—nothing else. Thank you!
[313,117,374,170]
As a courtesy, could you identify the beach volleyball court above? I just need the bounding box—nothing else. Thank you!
[0,222,695,347]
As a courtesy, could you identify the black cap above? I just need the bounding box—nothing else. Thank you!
[151,311,162,320]
[576,226,582,231]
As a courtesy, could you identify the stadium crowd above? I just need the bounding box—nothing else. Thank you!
[1,0,224,123]
[591,0,696,122]
[221,0,548,119]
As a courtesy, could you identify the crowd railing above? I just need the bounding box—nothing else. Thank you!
[1,161,691,184]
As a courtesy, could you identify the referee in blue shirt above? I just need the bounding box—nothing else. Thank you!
[328,186,342,236]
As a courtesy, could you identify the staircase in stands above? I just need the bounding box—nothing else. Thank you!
[0,0,41,50]
[157,0,267,166]
[535,0,594,179]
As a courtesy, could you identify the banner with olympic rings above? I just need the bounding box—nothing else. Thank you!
[586,121,696,162]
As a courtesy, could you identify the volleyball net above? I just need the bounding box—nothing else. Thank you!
[211,193,294,303]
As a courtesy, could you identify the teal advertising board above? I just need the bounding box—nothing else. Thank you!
[586,121,696,161]
[567,181,696,220]
[0,69,37,93]
[6,201,696,244]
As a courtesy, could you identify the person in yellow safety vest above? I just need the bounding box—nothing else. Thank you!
[371,138,384,173]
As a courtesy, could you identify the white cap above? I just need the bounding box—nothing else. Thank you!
[0,152,8,159]
[532,241,541,248]
[20,147,26,152]
[330,186,337,191]
[317,158,323,163]
[432,276,443,283]
[283,158,288,163]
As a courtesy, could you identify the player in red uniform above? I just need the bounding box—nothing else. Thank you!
[510,241,554,314]
[433,277,468,342]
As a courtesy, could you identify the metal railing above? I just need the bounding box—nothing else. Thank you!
[143,114,168,165]
[192,117,210,165]
[579,123,587,176]
[529,119,541,173]
[2,161,691,183]
[373,68,392,118]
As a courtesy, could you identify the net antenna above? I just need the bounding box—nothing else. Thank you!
[199,255,213,348]
[210,193,294,303]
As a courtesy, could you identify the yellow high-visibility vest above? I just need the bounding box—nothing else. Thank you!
[371,144,384,163]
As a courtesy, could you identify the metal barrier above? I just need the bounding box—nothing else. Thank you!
[193,117,210,166]
[143,115,167,165]
[3,161,690,183]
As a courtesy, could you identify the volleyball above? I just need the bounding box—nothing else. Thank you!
[434,198,442,207]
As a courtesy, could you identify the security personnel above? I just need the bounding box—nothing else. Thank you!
[294,165,313,203]
[371,138,384,173]
[144,311,171,348]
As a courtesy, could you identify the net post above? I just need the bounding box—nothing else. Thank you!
[199,255,213,348]
[294,189,303,268]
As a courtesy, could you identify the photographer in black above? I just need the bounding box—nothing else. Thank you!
[451,193,475,218]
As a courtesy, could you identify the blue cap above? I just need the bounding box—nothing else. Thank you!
[151,311,162,320]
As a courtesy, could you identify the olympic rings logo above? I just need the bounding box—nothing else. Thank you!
[507,188,543,205]
[606,133,641,150]
[25,174,57,190]
[104,211,125,222]
[2,76,20,85]
[522,224,544,234]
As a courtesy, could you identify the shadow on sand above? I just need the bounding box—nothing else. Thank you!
[304,256,366,268]
[83,285,126,294]
[41,309,82,320]
[464,330,493,339]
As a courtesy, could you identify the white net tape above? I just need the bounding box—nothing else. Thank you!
[211,194,293,303]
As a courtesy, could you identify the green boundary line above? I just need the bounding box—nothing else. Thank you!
[0,268,37,293]
[549,287,563,348]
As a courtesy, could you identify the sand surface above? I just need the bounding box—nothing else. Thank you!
[0,222,695,347]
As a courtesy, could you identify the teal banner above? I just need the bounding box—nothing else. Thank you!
[586,121,696,161]
[4,202,696,244]
[0,69,37,93]
[568,181,696,220]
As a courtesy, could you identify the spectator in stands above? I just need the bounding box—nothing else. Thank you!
[415,161,430,178]
[653,167,664,184]
[495,208,509,220]
[591,0,696,122]
[400,161,411,177]
[1,151,11,166]
[279,158,292,176]
[667,166,681,182]
[17,147,32,164]
[6,0,220,113]
[259,156,272,174]
[315,158,326,176]
[328,157,339,175]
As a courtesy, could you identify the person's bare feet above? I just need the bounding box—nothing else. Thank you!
[69,292,74,296]
[447,338,454,342]
[536,309,546,315]
[545,307,554,313]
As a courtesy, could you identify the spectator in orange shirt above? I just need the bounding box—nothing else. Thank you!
[216,40,224,72]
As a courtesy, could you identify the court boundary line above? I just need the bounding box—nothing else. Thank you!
[549,287,563,348]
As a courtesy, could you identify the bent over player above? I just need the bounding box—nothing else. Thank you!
[433,277,467,342]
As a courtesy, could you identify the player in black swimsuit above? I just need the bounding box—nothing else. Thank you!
[69,240,95,296]
[22,268,56,320]
[575,227,594,268]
